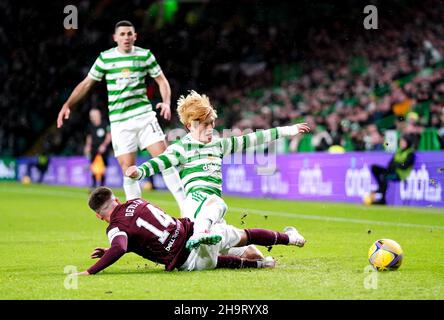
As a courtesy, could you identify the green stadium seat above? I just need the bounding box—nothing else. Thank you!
[343,136,355,151]
[375,114,396,130]
[419,127,441,151]
[374,83,391,97]
[413,101,431,125]
[297,133,315,152]
[395,73,415,87]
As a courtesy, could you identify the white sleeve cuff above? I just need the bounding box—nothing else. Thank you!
[277,125,300,137]
[107,227,128,244]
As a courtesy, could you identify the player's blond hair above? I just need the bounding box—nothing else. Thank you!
[177,90,217,127]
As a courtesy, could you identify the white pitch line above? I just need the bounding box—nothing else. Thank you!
[0,187,89,198]
[154,200,444,231]
[2,186,443,230]
[229,207,444,230]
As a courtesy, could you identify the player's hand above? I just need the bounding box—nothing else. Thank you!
[125,166,142,179]
[91,247,108,259]
[98,144,106,154]
[84,146,91,157]
[156,102,171,121]
[73,271,90,276]
[57,104,71,128]
[294,123,310,134]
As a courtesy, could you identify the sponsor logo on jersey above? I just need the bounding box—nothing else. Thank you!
[202,163,219,172]
[165,223,180,252]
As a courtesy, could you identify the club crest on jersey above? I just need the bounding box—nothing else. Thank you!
[121,68,131,78]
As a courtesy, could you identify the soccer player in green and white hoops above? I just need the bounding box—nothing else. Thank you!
[57,20,185,211]
[126,90,309,253]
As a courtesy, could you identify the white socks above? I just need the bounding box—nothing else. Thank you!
[193,218,213,235]
[193,195,227,234]
[123,176,142,201]
[161,167,186,213]
[124,166,185,213]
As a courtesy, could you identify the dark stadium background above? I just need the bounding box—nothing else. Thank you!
[1,0,443,157]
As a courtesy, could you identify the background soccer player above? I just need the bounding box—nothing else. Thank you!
[56,20,185,212]
[84,108,111,190]
[126,90,309,255]
[73,187,306,275]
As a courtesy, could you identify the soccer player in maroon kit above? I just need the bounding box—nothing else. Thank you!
[74,187,306,276]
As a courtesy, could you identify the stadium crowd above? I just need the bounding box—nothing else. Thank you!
[1,0,443,157]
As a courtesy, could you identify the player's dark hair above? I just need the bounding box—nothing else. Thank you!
[114,20,135,32]
[89,187,113,212]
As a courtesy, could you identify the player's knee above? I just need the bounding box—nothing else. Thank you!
[241,245,264,260]
[195,256,217,271]
[205,195,227,215]
[117,155,136,173]
[203,204,226,224]
[236,229,248,247]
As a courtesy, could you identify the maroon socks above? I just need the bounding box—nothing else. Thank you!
[216,255,260,269]
[244,228,289,246]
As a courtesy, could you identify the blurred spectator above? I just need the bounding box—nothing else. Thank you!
[2,0,444,156]
[370,134,416,205]
[23,141,52,184]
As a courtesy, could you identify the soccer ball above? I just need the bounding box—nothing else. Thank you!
[368,239,403,271]
[143,181,153,191]
[21,175,31,185]
[362,192,375,205]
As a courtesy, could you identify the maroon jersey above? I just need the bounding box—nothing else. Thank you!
[89,198,193,273]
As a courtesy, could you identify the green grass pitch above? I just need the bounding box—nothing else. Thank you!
[0,182,443,300]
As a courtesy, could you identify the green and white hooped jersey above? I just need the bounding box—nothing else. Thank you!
[138,128,281,197]
[88,46,162,124]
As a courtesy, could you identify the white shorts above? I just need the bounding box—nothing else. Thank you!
[182,191,249,258]
[110,112,165,157]
[181,191,227,222]
[179,223,242,271]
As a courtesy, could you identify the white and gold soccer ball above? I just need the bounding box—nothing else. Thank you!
[368,239,403,271]
[21,175,31,185]
[362,192,375,205]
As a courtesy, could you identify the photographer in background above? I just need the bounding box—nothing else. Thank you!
[370,134,416,205]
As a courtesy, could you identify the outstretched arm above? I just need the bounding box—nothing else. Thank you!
[221,123,310,155]
[98,131,112,154]
[57,76,97,128]
[154,72,172,121]
[75,235,128,276]
[84,134,92,157]
[126,144,184,180]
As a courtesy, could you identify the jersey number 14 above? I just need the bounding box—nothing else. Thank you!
[136,204,176,244]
